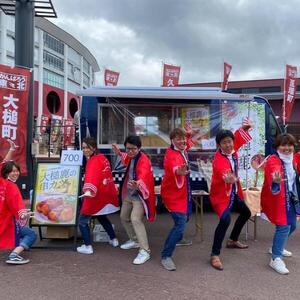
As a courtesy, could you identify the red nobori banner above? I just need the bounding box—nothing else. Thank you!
[162,63,181,87]
[0,64,31,175]
[104,69,120,86]
[63,118,75,146]
[221,62,232,91]
[283,64,297,124]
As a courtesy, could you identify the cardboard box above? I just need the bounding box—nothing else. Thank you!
[46,226,74,239]
[93,224,114,242]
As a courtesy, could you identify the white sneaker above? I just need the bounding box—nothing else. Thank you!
[77,244,93,254]
[109,238,119,247]
[133,249,150,265]
[268,248,292,257]
[269,257,289,275]
[120,239,139,250]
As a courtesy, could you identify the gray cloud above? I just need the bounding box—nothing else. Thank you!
[51,0,300,85]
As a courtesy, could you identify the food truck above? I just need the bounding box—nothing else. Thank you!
[77,86,281,192]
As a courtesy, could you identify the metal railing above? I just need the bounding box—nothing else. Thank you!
[32,125,79,157]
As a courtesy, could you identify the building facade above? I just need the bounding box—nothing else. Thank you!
[0,12,100,123]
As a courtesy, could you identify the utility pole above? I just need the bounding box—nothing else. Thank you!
[0,0,56,196]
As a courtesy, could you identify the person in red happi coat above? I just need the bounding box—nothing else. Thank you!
[160,127,195,271]
[210,118,253,271]
[77,137,119,255]
[261,133,300,275]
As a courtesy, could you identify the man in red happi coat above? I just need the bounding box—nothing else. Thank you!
[210,118,253,271]
[160,127,195,271]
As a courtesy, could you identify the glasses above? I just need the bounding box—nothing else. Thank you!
[125,147,138,152]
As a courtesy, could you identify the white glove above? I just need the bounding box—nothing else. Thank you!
[78,190,92,198]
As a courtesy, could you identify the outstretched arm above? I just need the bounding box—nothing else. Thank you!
[3,139,19,162]
[112,144,128,166]
[234,118,253,151]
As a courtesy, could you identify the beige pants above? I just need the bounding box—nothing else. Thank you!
[120,198,150,252]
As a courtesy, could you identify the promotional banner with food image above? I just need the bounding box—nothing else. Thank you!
[31,163,80,226]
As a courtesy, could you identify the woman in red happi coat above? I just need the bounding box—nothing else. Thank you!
[261,133,300,275]
[77,137,119,255]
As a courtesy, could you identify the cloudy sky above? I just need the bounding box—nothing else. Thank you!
[51,0,300,86]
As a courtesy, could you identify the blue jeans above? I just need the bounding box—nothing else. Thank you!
[19,226,37,250]
[79,214,116,246]
[272,218,297,259]
[161,212,187,259]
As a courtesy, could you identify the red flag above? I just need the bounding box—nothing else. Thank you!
[283,64,297,124]
[221,62,232,91]
[0,64,31,175]
[63,118,75,146]
[104,69,119,86]
[162,63,181,87]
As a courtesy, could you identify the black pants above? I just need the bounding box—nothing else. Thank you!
[211,199,251,256]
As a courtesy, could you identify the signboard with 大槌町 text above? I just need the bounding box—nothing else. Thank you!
[30,163,80,226]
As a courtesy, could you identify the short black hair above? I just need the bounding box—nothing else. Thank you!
[216,129,234,145]
[1,161,20,179]
[124,135,142,148]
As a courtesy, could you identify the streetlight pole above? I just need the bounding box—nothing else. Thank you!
[15,0,35,195]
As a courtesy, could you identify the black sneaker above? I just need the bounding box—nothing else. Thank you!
[176,238,193,247]
[6,254,30,265]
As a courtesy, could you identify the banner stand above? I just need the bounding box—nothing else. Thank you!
[30,162,81,251]
[30,224,78,251]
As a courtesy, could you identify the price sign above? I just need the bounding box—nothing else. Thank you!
[60,150,83,166]
[201,138,216,150]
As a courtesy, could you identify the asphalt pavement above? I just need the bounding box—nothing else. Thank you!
[1,212,300,300]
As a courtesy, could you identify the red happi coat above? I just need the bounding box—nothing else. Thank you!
[0,178,25,249]
[261,154,299,225]
[121,151,156,222]
[294,152,300,173]
[210,128,252,218]
[161,139,194,214]
[81,154,120,215]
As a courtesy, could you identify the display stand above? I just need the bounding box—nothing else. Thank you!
[30,162,81,251]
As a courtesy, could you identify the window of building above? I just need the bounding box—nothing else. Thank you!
[241,88,260,94]
[83,73,89,86]
[228,86,281,94]
[67,79,80,94]
[46,91,61,114]
[227,88,242,94]
[68,62,81,83]
[259,86,281,93]
[44,33,64,55]
[6,16,15,31]
[43,69,64,89]
[43,50,64,71]
[34,47,39,64]
[69,98,78,118]
[83,58,90,74]
[6,57,14,67]
[6,36,14,53]
[68,47,81,67]
[34,28,39,43]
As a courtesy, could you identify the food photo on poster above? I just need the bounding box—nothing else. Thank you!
[30,163,80,226]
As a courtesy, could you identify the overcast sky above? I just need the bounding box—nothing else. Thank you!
[51,0,300,86]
